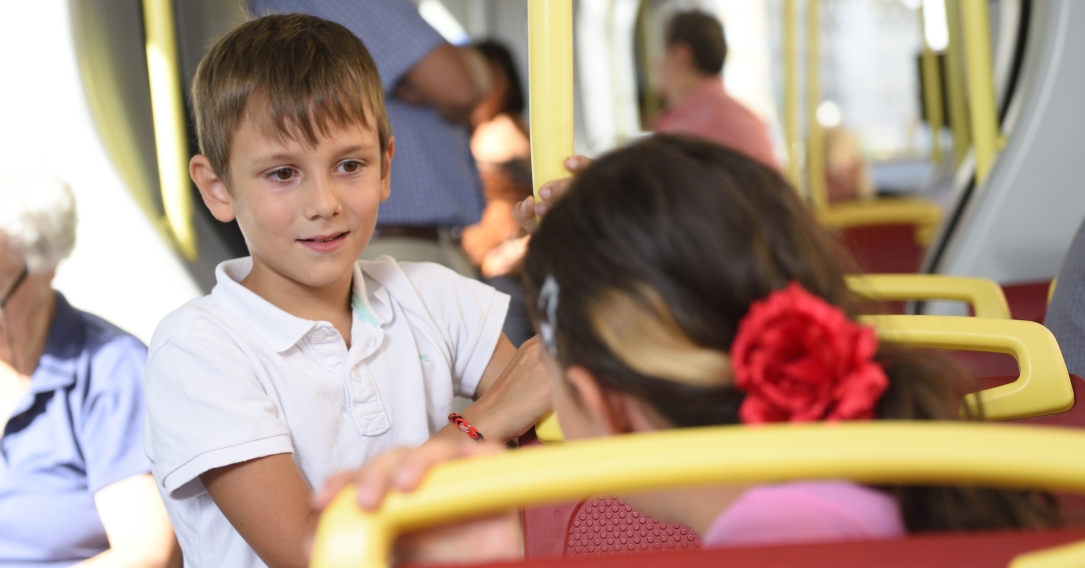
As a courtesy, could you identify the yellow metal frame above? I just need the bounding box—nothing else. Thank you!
[919,6,945,169]
[534,313,1072,444]
[847,274,1011,319]
[944,0,972,169]
[142,0,197,261]
[805,0,827,210]
[310,423,1085,568]
[528,0,574,203]
[783,0,803,194]
[862,315,1073,421]
[817,198,943,246]
[960,0,1005,185]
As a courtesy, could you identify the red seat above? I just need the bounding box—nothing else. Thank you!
[838,225,926,274]
[436,528,1085,568]
[1001,280,1053,324]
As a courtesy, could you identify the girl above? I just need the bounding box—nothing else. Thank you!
[317,135,1057,563]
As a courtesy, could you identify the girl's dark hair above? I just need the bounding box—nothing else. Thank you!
[475,40,525,117]
[522,135,1058,533]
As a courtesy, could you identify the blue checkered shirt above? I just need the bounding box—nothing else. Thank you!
[250,0,485,226]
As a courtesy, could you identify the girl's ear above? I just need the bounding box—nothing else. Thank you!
[565,365,634,436]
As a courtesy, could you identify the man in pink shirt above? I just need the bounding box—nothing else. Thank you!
[654,11,778,170]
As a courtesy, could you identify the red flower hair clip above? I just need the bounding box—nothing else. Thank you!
[730,282,889,424]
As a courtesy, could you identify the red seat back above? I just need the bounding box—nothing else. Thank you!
[838,225,926,274]
[1001,280,1053,324]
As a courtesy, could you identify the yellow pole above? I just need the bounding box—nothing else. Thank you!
[960,0,1001,185]
[784,0,803,194]
[528,0,575,203]
[919,8,945,169]
[943,0,971,169]
[806,0,826,210]
[142,0,197,261]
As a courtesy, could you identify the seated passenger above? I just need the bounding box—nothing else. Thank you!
[142,14,548,568]
[652,11,778,170]
[0,173,177,566]
[320,136,1057,564]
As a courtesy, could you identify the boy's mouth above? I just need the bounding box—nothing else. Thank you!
[298,231,349,252]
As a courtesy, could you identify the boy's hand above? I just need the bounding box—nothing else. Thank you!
[471,336,552,441]
[314,441,522,565]
[514,156,593,234]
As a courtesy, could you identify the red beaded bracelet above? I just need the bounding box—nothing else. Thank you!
[448,413,485,442]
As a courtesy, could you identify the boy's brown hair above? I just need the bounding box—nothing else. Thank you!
[191,13,392,182]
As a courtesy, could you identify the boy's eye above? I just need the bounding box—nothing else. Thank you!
[341,160,362,173]
[271,168,295,181]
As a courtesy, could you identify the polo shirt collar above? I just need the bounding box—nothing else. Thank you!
[28,291,82,394]
[211,258,392,353]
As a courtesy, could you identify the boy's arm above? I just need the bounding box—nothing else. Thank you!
[202,454,318,568]
[429,335,551,445]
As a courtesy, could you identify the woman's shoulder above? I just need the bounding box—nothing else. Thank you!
[704,481,905,547]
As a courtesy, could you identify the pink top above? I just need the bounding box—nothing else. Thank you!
[653,79,779,170]
[703,481,905,547]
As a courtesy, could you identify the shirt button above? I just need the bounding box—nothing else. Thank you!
[312,330,327,342]
[351,367,361,378]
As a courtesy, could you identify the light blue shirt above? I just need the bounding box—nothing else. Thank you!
[250,0,486,227]
[0,293,150,567]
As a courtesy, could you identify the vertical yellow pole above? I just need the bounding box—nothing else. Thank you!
[920,8,945,169]
[960,0,1001,185]
[528,0,575,203]
[943,0,971,169]
[806,0,826,210]
[142,0,197,261]
[784,0,804,195]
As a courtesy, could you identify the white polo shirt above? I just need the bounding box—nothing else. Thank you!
[143,257,509,568]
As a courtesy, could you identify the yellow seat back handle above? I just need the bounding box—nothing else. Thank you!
[310,423,1085,568]
[861,315,1074,421]
[847,274,1012,319]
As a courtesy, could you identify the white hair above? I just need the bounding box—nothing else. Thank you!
[0,172,77,273]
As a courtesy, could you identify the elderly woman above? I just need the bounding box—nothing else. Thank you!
[0,174,177,567]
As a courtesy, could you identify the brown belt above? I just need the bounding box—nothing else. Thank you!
[372,225,441,242]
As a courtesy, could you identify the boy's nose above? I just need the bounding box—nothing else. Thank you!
[304,175,342,219]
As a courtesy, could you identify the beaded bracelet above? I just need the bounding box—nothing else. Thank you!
[448,413,485,443]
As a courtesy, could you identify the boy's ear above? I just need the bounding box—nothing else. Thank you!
[190,155,235,223]
[380,136,396,203]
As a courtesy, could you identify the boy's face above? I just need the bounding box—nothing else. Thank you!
[193,115,393,294]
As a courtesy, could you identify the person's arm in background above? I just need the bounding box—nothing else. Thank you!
[75,474,181,568]
[395,43,493,123]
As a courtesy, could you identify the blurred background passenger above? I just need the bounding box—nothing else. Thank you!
[824,126,875,203]
[0,174,177,567]
[252,0,493,276]
[653,10,778,170]
[462,40,534,347]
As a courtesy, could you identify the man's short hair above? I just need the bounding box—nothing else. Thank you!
[665,11,728,75]
[191,13,392,181]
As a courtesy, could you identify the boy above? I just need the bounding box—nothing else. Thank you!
[143,14,548,568]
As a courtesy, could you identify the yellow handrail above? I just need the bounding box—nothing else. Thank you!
[142,0,197,261]
[861,315,1074,421]
[920,6,945,169]
[783,0,803,194]
[310,423,1085,568]
[847,274,1011,319]
[806,0,827,210]
[534,313,1072,444]
[960,0,1004,185]
[528,0,574,205]
[944,0,972,169]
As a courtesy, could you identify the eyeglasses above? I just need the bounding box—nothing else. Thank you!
[0,266,28,372]
[0,266,28,310]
